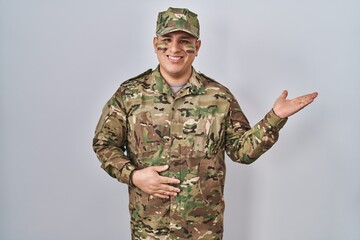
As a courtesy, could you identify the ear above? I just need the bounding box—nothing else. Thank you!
[195,40,201,56]
[153,37,158,53]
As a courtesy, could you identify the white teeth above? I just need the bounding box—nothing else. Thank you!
[168,56,181,60]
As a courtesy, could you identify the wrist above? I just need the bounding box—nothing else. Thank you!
[272,107,286,119]
[130,170,138,187]
[267,109,288,130]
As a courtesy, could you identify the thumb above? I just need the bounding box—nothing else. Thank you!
[279,90,288,100]
[151,165,169,173]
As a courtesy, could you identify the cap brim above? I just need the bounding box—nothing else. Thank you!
[157,27,199,39]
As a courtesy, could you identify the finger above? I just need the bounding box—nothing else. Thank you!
[303,97,316,107]
[279,90,288,100]
[159,176,181,185]
[309,92,318,100]
[159,184,181,193]
[297,92,318,105]
[152,188,177,197]
[297,92,318,101]
[154,189,178,197]
[153,193,170,199]
[151,165,169,173]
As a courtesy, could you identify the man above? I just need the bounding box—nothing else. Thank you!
[93,7,318,240]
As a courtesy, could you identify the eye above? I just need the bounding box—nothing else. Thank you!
[180,39,190,44]
[161,38,171,43]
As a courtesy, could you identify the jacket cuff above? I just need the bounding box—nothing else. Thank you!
[115,163,137,187]
[266,109,288,130]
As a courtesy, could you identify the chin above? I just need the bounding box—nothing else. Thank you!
[165,67,184,75]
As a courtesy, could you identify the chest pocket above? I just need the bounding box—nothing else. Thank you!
[128,111,169,153]
[180,111,226,159]
[174,113,211,160]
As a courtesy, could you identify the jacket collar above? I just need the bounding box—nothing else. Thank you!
[150,66,205,96]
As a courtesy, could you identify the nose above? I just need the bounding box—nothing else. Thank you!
[168,41,181,53]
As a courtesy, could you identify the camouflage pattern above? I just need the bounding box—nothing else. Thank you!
[156,7,200,39]
[93,67,287,239]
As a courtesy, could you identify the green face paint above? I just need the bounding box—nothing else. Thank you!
[157,40,168,51]
[156,37,196,54]
[184,43,195,54]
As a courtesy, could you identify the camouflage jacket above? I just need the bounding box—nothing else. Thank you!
[93,67,287,239]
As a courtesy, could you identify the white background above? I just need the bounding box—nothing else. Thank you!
[1,0,359,239]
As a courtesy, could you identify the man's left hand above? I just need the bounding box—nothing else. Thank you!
[273,90,318,118]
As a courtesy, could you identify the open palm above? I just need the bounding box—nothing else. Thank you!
[273,90,318,118]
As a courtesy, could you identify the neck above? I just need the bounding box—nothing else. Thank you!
[159,67,192,86]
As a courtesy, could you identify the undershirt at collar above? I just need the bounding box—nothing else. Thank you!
[168,82,187,94]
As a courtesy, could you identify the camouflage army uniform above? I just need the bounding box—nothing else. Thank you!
[93,66,287,239]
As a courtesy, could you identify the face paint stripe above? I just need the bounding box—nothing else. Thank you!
[156,37,196,54]
[157,47,168,51]
[185,44,195,54]
[157,40,169,52]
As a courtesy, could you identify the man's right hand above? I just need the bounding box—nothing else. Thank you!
[132,165,181,199]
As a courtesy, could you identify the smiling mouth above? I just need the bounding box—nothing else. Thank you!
[167,55,183,62]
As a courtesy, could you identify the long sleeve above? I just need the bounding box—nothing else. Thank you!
[225,94,287,164]
[92,91,136,185]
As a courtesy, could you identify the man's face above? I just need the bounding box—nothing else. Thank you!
[153,31,201,81]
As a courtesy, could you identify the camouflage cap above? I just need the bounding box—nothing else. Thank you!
[156,7,200,39]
